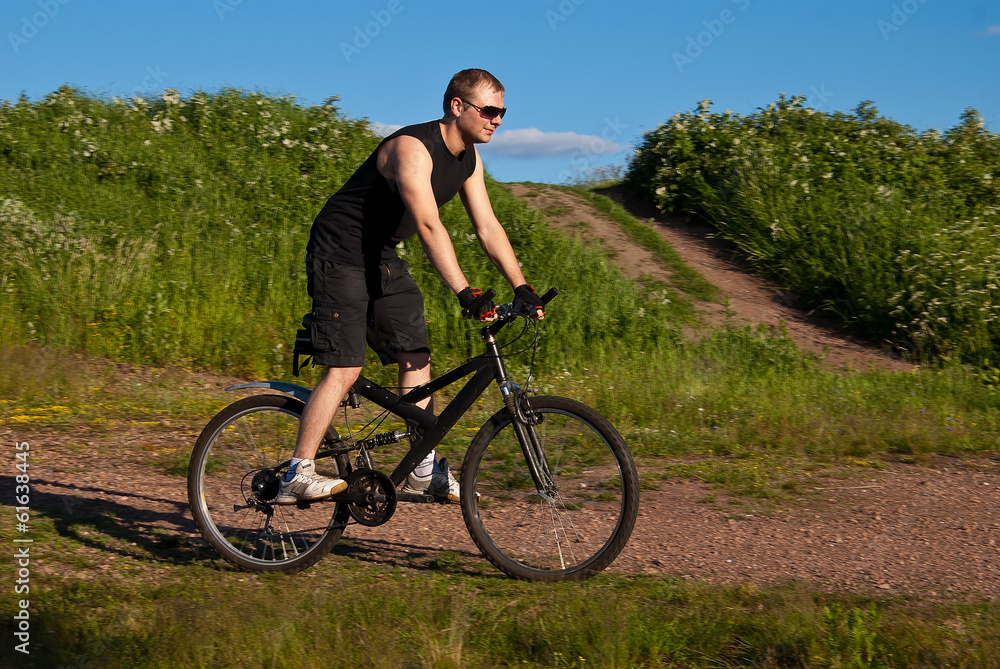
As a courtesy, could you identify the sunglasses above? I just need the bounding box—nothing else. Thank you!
[461,99,507,120]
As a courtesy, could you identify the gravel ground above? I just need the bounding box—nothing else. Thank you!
[15,432,998,601]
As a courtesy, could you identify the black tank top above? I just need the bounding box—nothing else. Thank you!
[307,121,477,266]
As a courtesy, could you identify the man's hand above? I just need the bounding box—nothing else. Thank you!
[513,284,544,320]
[458,287,496,321]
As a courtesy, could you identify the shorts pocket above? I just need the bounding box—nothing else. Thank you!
[309,304,343,353]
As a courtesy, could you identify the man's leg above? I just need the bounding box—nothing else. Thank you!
[398,351,432,411]
[398,350,460,501]
[294,365,363,460]
[398,351,436,475]
[275,365,360,505]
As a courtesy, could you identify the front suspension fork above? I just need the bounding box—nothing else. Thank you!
[484,331,556,498]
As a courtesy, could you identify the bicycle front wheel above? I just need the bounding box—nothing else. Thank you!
[461,396,639,581]
[187,394,350,573]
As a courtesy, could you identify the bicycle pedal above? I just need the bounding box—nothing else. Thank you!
[295,501,312,510]
[396,492,436,504]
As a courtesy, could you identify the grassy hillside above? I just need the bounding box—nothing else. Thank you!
[2,89,999,669]
[0,87,679,379]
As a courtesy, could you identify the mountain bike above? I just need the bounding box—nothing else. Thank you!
[187,288,639,582]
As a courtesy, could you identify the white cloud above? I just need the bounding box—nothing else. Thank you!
[985,24,1000,36]
[482,127,629,158]
[369,121,403,137]
[366,124,631,160]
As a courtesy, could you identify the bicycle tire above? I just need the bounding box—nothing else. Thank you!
[460,395,639,581]
[187,394,350,573]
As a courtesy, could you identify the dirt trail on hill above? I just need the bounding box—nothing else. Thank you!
[505,183,912,373]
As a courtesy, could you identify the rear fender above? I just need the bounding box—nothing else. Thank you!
[225,381,312,404]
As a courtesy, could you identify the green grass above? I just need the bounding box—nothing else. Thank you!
[3,511,998,669]
[5,444,1000,668]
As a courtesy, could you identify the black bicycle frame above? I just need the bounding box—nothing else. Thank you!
[348,326,516,487]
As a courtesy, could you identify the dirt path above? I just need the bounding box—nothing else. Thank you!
[19,428,1000,599]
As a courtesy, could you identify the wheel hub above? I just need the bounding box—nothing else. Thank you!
[249,468,281,503]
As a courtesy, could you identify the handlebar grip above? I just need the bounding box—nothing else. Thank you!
[461,288,496,319]
[540,287,558,305]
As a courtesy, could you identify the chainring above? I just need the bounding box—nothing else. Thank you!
[344,468,397,527]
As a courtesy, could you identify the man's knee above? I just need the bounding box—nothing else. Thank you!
[312,366,363,400]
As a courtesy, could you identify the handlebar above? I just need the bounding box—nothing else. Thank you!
[462,287,558,322]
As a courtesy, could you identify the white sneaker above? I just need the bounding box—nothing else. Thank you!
[274,459,347,505]
[401,457,460,503]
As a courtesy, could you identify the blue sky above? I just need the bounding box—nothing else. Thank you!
[2,0,998,184]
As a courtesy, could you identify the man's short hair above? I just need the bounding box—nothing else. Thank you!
[442,69,506,115]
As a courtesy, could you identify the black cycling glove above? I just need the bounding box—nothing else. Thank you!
[513,284,544,319]
[458,287,496,321]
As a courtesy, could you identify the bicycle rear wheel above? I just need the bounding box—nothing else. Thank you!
[461,396,639,581]
[187,394,350,573]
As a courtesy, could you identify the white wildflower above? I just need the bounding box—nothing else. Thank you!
[161,88,181,106]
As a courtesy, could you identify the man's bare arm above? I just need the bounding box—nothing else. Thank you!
[379,135,470,294]
[459,148,528,288]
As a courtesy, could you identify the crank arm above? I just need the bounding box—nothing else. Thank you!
[328,491,388,504]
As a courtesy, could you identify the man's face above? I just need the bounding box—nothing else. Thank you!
[458,85,504,144]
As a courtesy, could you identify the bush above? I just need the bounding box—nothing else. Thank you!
[625,95,1000,365]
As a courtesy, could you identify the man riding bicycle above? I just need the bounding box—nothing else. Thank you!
[276,68,544,506]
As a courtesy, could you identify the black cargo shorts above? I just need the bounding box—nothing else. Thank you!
[306,254,430,366]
